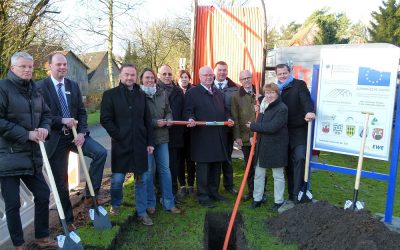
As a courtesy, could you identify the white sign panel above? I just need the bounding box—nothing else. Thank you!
[314,46,400,161]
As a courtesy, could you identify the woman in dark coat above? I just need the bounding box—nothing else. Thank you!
[176,69,196,197]
[248,83,288,211]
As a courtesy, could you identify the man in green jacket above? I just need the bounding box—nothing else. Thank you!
[231,70,257,201]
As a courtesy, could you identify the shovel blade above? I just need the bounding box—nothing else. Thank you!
[344,200,365,211]
[298,189,313,203]
[57,231,84,250]
[93,206,112,230]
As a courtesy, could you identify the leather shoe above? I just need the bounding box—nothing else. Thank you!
[210,194,229,202]
[225,187,238,195]
[199,200,216,208]
[67,223,77,232]
[169,207,183,214]
[250,200,262,209]
[146,207,156,215]
[15,244,27,250]
[35,237,58,249]
[84,196,109,208]
[242,193,252,202]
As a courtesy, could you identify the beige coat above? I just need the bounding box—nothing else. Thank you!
[231,87,257,146]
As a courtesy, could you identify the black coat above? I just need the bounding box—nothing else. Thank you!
[184,84,229,162]
[100,83,154,174]
[281,79,314,148]
[250,97,288,168]
[37,77,88,158]
[0,71,51,176]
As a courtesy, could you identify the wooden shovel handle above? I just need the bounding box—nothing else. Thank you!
[304,121,312,182]
[39,141,67,220]
[71,126,96,197]
[354,112,374,190]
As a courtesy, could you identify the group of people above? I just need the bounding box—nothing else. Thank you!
[0,51,108,249]
[0,50,314,249]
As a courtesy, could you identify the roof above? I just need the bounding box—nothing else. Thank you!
[78,51,108,75]
[27,45,89,70]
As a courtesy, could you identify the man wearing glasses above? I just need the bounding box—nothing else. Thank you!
[184,66,234,208]
[157,65,185,201]
[231,70,257,202]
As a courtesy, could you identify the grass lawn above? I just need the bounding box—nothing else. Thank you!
[87,111,100,126]
[80,153,400,249]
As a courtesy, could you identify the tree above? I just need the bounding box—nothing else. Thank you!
[369,0,400,46]
[129,18,190,72]
[279,21,301,41]
[306,8,350,45]
[0,0,60,78]
[77,0,141,89]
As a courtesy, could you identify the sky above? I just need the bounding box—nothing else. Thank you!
[59,0,385,55]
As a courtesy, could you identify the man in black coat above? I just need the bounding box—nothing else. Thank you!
[157,64,185,198]
[101,64,154,216]
[185,65,234,208]
[276,64,315,205]
[37,52,107,230]
[213,61,239,194]
[0,52,57,249]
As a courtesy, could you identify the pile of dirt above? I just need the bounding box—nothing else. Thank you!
[266,201,400,250]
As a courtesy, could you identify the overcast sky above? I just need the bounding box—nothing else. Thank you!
[59,0,385,55]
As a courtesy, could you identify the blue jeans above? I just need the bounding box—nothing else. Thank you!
[148,143,175,210]
[111,169,155,216]
[110,173,126,209]
[72,136,107,197]
[135,166,155,216]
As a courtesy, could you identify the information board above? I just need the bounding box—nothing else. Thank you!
[313,46,400,160]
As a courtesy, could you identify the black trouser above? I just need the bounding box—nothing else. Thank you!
[286,144,306,200]
[196,162,221,202]
[169,147,181,195]
[222,131,235,189]
[178,141,196,187]
[1,172,50,246]
[242,145,255,195]
[49,133,107,223]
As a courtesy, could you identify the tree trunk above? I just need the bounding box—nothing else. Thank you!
[107,0,114,89]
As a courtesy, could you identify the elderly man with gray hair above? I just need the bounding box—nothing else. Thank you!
[0,52,57,249]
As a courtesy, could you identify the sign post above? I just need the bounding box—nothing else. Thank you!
[309,44,400,223]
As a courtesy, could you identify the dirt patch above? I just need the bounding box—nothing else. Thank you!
[266,201,400,250]
[204,212,247,250]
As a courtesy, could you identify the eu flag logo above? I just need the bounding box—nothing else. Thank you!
[358,67,391,86]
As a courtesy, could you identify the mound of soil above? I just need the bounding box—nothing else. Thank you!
[266,201,400,250]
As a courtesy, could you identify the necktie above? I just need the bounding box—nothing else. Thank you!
[208,87,213,95]
[57,83,71,118]
[218,82,223,90]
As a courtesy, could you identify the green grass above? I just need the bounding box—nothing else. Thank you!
[80,154,400,249]
[87,111,100,126]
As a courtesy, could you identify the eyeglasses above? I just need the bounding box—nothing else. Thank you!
[162,73,173,76]
[265,91,277,95]
[15,65,33,70]
[201,74,214,78]
[240,77,252,81]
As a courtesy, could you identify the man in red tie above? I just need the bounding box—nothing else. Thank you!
[184,65,234,208]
